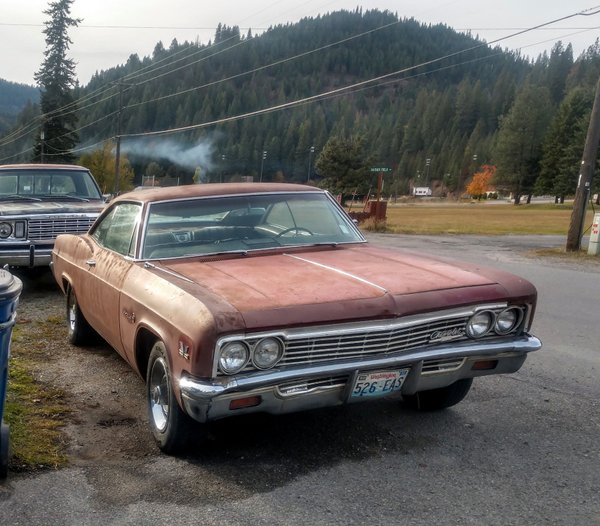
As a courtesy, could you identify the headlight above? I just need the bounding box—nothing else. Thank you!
[218,341,249,374]
[0,222,12,238]
[252,337,284,369]
[495,307,521,334]
[466,311,493,338]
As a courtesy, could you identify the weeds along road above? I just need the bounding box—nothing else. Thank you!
[1,234,599,526]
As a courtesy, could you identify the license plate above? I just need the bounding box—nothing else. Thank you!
[350,369,409,399]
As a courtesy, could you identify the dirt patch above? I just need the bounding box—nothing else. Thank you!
[10,269,156,472]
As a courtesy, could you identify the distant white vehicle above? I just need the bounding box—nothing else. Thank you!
[413,186,432,197]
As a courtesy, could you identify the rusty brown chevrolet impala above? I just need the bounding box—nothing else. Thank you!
[51,183,541,453]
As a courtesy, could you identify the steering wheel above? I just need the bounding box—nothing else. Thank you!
[275,226,314,237]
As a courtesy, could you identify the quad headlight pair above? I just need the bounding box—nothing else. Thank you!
[218,337,284,375]
[466,307,524,338]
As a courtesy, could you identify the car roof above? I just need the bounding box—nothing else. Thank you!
[0,163,90,171]
[115,183,323,204]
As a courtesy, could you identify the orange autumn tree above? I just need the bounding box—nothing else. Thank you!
[466,164,496,200]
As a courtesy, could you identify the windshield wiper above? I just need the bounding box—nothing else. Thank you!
[193,249,249,257]
[39,194,90,202]
[0,194,42,202]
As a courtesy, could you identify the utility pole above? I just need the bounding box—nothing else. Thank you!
[40,130,45,164]
[566,76,600,252]
[113,82,125,196]
[307,145,315,183]
[259,150,267,182]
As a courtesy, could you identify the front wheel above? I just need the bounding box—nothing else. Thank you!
[401,378,473,411]
[146,341,194,454]
[66,286,96,346]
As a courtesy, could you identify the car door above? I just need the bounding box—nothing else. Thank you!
[81,202,142,356]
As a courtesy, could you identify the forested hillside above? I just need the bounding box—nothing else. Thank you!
[1,9,599,199]
[0,79,39,135]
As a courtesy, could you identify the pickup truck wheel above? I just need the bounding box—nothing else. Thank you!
[401,378,473,411]
[66,287,95,346]
[147,341,193,454]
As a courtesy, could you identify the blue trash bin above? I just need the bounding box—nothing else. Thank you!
[0,269,23,480]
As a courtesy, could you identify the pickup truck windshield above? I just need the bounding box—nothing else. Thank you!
[0,168,103,200]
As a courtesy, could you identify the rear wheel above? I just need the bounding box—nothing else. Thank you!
[401,378,473,411]
[146,341,194,454]
[66,286,96,346]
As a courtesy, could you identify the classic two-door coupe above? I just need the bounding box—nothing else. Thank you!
[51,183,541,453]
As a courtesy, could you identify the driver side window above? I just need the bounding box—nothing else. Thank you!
[92,203,141,256]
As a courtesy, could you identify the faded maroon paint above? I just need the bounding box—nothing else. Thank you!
[162,244,535,332]
[52,183,538,394]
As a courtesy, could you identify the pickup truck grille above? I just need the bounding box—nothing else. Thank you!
[28,217,97,240]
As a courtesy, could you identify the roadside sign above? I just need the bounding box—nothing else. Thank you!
[370,167,392,173]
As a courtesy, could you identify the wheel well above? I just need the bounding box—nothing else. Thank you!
[62,278,71,295]
[135,328,158,381]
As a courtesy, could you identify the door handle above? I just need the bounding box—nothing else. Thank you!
[86,259,96,267]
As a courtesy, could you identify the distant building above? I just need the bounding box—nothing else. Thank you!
[412,186,432,197]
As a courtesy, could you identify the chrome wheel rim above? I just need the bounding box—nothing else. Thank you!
[68,294,76,333]
[149,357,169,432]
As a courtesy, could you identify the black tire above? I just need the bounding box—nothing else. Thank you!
[401,378,473,411]
[66,286,96,346]
[146,341,194,454]
[0,422,9,480]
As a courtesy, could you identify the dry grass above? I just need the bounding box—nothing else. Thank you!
[4,316,70,471]
[378,202,596,235]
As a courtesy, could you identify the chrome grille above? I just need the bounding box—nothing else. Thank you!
[422,357,466,375]
[277,375,348,396]
[28,217,97,240]
[279,317,469,368]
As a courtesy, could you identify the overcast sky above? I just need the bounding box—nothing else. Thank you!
[1,0,599,86]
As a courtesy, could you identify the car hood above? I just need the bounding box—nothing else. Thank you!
[0,200,105,216]
[160,244,533,330]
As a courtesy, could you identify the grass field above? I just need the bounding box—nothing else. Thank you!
[368,202,597,235]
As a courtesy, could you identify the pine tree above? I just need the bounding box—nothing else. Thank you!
[493,84,553,204]
[33,0,81,164]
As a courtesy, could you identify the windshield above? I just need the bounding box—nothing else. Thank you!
[142,192,364,259]
[0,168,102,200]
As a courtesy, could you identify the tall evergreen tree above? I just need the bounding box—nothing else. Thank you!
[493,84,553,204]
[33,0,81,164]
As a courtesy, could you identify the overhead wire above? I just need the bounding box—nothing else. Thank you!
[3,5,600,157]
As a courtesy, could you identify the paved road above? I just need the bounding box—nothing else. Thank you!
[1,234,599,526]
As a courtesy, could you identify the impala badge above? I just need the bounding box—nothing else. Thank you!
[429,328,465,343]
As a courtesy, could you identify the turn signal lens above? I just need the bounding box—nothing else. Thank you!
[218,341,249,374]
[229,396,262,410]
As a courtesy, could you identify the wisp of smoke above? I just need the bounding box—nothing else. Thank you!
[122,138,215,172]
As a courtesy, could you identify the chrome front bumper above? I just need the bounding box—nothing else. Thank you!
[0,243,52,267]
[179,334,542,423]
